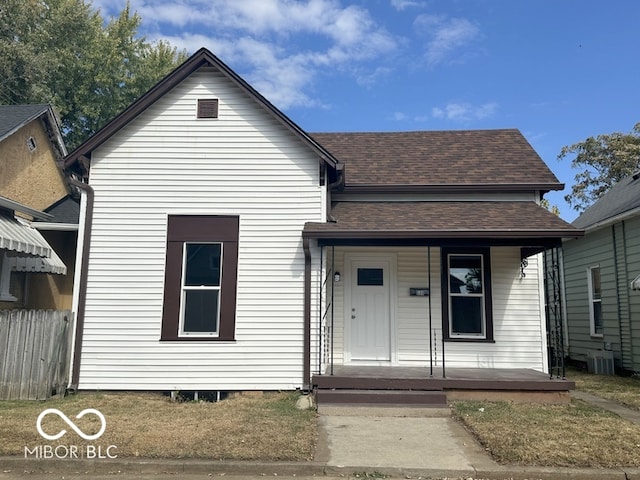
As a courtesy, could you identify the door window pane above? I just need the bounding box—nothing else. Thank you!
[358,268,383,286]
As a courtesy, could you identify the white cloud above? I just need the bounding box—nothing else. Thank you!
[390,0,423,11]
[93,0,399,110]
[414,14,481,66]
[392,112,429,123]
[431,102,498,122]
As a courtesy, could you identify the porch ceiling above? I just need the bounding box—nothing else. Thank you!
[303,201,584,242]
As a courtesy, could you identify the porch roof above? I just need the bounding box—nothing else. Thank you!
[303,201,584,242]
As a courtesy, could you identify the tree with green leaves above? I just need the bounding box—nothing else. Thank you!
[559,123,640,213]
[0,0,188,150]
[540,198,560,216]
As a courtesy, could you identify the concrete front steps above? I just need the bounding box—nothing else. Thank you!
[315,388,448,407]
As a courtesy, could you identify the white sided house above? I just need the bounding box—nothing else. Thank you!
[65,48,583,404]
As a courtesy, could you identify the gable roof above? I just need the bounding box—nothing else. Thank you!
[64,48,340,175]
[311,130,562,191]
[572,173,640,230]
[0,104,57,143]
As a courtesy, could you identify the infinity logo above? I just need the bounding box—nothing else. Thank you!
[36,408,106,441]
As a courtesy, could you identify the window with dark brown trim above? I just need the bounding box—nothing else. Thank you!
[441,247,493,342]
[161,215,239,341]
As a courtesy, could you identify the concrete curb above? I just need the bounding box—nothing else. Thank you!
[2,457,639,480]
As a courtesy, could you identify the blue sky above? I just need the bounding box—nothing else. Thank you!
[93,0,640,222]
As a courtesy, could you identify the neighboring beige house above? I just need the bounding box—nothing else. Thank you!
[0,104,68,211]
[0,104,76,310]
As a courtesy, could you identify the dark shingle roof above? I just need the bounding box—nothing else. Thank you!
[572,174,640,230]
[0,104,50,141]
[304,201,582,239]
[311,130,562,189]
[41,196,80,224]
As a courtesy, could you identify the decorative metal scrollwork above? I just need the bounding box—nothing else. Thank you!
[520,257,528,278]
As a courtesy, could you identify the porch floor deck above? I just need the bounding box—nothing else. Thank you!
[313,365,574,393]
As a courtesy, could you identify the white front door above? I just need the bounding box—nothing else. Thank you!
[347,258,392,362]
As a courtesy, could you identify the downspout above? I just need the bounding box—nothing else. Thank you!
[303,236,312,391]
[326,164,344,223]
[303,162,343,389]
[68,177,94,390]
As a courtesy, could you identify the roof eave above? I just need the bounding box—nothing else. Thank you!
[0,197,53,221]
[342,183,564,194]
[303,228,585,240]
[575,205,640,233]
[0,105,50,144]
[63,48,340,173]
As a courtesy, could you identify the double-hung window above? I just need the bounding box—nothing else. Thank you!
[161,215,239,341]
[587,266,603,337]
[442,248,493,341]
[181,243,222,335]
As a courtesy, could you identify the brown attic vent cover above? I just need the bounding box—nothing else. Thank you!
[197,99,219,118]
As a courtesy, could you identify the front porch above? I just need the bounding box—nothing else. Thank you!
[313,365,575,406]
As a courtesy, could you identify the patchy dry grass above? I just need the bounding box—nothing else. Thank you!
[0,391,316,460]
[567,367,640,411]
[452,399,640,468]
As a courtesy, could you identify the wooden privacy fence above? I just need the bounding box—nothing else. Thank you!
[0,309,73,400]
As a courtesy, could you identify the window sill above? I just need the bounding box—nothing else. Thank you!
[444,337,495,343]
[160,337,236,342]
[590,334,604,339]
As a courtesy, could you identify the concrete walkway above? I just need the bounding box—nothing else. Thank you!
[316,405,497,478]
[313,399,640,480]
[571,389,640,424]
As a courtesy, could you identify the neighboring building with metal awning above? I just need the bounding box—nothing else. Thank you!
[0,196,67,302]
[0,104,76,310]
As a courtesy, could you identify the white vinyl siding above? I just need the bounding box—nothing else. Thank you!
[322,246,546,372]
[79,67,324,390]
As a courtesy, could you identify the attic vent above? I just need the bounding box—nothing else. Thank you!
[197,99,219,119]
[26,137,37,152]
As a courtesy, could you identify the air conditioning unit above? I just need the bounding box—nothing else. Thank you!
[587,350,615,375]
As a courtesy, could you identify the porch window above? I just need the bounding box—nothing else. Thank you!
[587,266,603,337]
[442,248,493,341]
[161,215,239,341]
